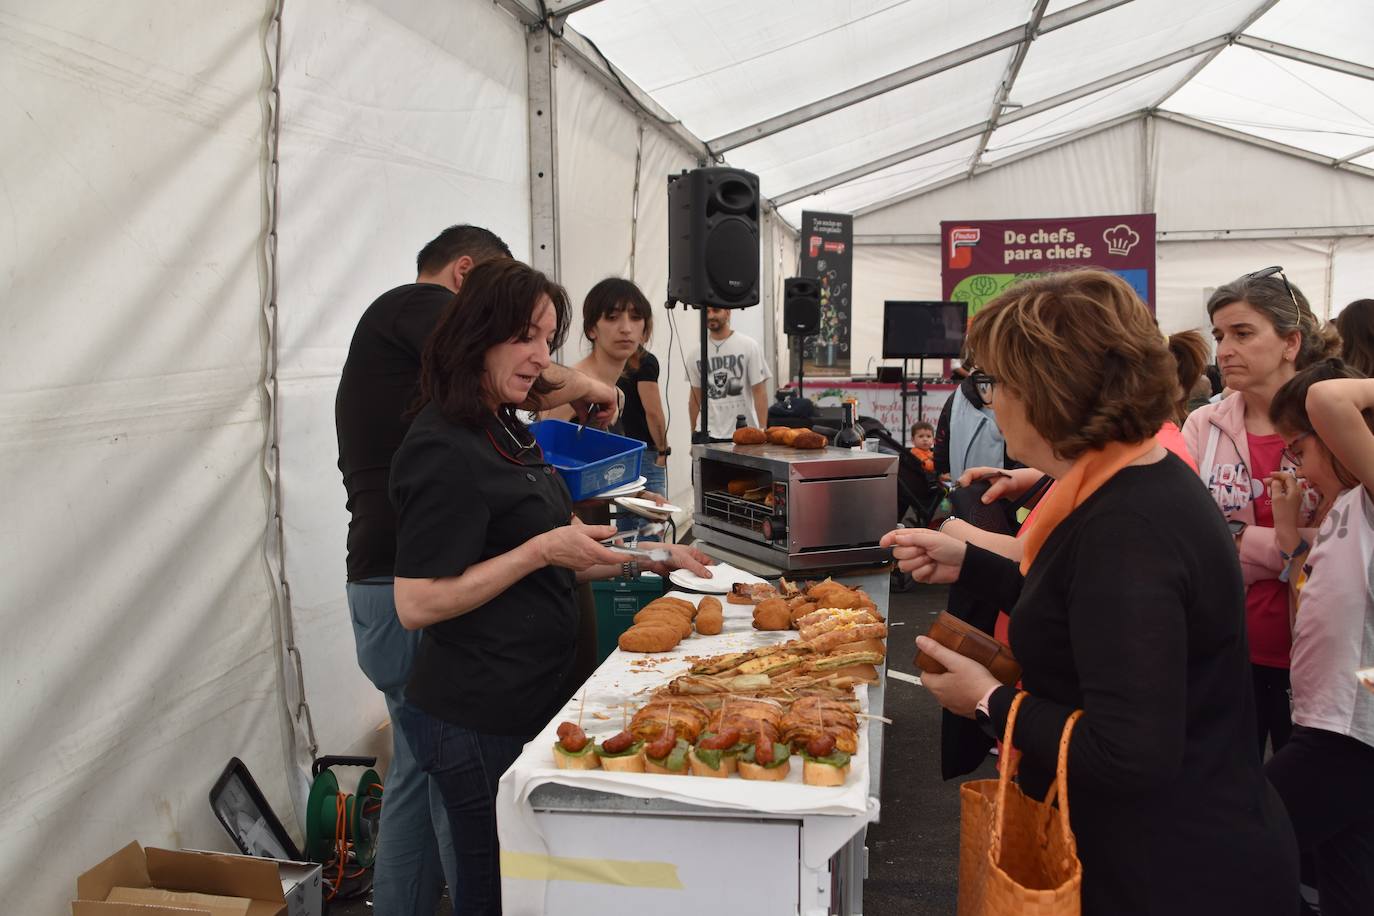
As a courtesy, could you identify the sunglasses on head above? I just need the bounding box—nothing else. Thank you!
[1245,266,1302,327]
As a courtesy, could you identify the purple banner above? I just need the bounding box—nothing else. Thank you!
[940,213,1156,314]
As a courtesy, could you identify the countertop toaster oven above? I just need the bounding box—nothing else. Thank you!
[691,442,896,572]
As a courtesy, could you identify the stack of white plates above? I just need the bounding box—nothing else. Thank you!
[613,495,682,520]
[587,475,647,499]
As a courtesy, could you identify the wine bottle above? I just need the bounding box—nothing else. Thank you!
[835,401,864,451]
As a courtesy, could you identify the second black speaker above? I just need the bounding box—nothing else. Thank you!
[783,277,820,336]
[667,167,760,308]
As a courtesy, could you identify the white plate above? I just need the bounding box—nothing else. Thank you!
[614,496,681,518]
[588,476,647,499]
[669,562,767,594]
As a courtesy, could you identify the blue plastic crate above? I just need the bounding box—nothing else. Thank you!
[529,419,645,502]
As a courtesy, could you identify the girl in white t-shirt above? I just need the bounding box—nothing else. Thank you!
[1265,360,1374,916]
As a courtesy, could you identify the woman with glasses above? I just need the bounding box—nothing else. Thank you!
[883,270,1298,915]
[386,259,709,914]
[1181,268,1342,758]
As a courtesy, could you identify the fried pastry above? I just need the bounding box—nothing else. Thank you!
[695,597,724,635]
[752,597,792,631]
[618,623,681,653]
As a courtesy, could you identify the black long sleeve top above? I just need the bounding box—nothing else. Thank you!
[960,453,1296,916]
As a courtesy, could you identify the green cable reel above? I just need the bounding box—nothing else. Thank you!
[303,756,384,867]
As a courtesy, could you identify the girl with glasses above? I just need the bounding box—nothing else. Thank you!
[1264,360,1374,916]
[1182,268,1342,758]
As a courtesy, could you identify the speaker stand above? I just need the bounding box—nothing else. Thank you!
[915,356,927,429]
[900,358,908,447]
[693,304,711,444]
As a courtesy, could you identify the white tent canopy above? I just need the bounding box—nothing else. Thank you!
[2,1,1370,911]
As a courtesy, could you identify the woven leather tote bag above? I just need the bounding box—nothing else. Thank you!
[957,692,1083,916]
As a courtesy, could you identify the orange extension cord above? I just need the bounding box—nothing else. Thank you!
[323,782,383,902]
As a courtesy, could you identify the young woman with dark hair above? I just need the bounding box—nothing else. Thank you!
[550,277,671,509]
[387,259,709,914]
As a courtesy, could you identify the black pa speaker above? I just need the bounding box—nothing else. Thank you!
[783,277,820,336]
[667,167,760,308]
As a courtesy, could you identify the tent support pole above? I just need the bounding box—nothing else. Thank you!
[527,28,560,281]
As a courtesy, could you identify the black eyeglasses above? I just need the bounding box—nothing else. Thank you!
[1281,432,1309,468]
[1245,266,1302,327]
[971,372,996,403]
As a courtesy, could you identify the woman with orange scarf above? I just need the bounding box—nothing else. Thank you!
[882,271,1297,916]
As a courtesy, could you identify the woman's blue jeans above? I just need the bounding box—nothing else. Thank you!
[393,701,528,916]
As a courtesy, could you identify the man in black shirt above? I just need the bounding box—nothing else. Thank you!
[334,225,618,915]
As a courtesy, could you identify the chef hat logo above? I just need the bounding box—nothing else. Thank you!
[1103,224,1140,256]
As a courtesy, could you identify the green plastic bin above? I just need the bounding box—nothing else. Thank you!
[592,573,667,665]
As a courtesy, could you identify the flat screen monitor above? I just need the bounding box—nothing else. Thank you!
[882,300,968,359]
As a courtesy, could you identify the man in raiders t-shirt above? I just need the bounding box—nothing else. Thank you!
[334,225,618,914]
[686,306,772,438]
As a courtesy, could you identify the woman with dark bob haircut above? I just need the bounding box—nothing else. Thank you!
[883,269,1298,915]
[387,258,709,914]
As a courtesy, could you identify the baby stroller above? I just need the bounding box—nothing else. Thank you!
[865,424,948,528]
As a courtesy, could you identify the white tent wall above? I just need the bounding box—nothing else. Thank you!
[850,245,945,376]
[0,3,287,913]
[768,211,800,387]
[272,0,532,806]
[554,50,786,508]
[853,120,1149,236]
[852,116,1374,357]
[1152,118,1374,231]
[553,49,697,507]
[1332,237,1374,315]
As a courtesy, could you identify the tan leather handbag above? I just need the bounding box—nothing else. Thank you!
[958,692,1083,916]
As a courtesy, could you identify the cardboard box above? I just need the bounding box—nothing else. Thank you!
[106,887,249,916]
[186,850,322,916]
[75,843,288,916]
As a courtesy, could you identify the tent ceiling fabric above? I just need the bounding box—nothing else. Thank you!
[568,0,1374,220]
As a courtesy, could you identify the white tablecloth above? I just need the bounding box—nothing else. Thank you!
[497,591,877,912]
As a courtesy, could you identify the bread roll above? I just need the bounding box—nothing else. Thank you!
[631,609,692,638]
[618,623,681,653]
[765,426,793,445]
[646,596,698,619]
[752,597,791,631]
[802,759,850,786]
[695,597,724,636]
[732,427,766,445]
[791,430,827,449]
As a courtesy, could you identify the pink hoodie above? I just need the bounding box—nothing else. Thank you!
[1182,393,1319,585]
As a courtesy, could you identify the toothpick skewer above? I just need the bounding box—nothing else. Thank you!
[855,712,893,724]
[577,687,587,730]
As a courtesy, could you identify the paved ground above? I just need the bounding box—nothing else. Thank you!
[334,581,985,915]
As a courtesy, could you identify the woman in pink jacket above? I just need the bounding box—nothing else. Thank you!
[1183,267,1342,756]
